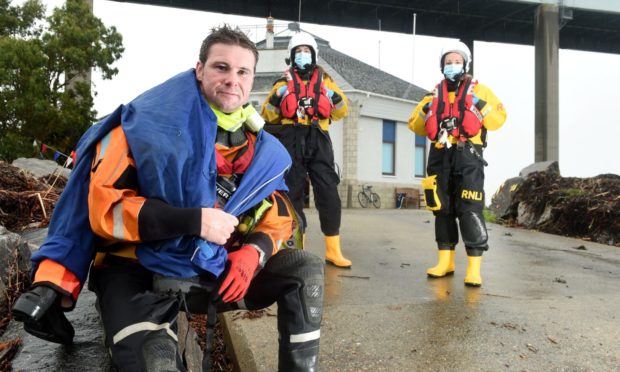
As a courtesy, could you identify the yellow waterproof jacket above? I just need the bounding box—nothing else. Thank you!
[261,67,348,131]
[408,78,506,145]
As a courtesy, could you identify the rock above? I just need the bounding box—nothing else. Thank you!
[536,204,554,225]
[519,160,560,178]
[489,176,524,219]
[11,158,71,179]
[178,313,203,372]
[517,203,537,228]
[19,228,49,248]
[0,279,6,312]
[0,226,32,287]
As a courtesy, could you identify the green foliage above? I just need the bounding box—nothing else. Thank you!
[0,131,39,161]
[561,188,584,198]
[483,208,497,224]
[0,0,124,161]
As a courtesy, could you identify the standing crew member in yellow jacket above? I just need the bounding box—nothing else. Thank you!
[409,40,506,286]
[261,31,352,268]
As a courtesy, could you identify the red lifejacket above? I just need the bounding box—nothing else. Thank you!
[425,76,484,141]
[215,131,256,176]
[280,67,332,120]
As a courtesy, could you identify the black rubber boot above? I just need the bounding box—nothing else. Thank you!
[279,343,320,372]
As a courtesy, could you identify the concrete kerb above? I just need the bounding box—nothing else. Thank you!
[221,305,279,372]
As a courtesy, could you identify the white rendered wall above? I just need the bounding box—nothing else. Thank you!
[256,49,288,74]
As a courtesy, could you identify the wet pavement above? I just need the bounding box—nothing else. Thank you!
[2,283,113,371]
[5,208,619,371]
[224,208,620,371]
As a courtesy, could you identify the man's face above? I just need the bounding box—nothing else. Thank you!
[195,43,256,113]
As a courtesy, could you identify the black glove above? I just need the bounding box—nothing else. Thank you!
[12,285,75,344]
[269,92,283,107]
[331,91,342,105]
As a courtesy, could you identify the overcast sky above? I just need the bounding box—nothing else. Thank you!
[43,0,620,203]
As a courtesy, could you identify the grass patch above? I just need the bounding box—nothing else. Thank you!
[561,188,584,198]
[483,208,497,223]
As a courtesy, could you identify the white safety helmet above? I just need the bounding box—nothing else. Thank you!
[288,32,318,65]
[439,40,471,73]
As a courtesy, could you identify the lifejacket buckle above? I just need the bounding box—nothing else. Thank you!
[298,96,314,109]
[440,117,456,131]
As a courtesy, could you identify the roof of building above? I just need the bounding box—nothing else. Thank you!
[254,28,427,102]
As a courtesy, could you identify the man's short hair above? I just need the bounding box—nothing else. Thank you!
[199,24,259,69]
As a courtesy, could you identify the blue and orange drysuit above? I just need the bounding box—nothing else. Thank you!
[25,70,324,371]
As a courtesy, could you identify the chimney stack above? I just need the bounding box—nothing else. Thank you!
[266,16,274,49]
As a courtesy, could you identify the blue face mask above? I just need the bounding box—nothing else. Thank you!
[443,63,464,81]
[294,52,313,69]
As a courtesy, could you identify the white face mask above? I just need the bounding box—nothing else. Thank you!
[443,64,464,81]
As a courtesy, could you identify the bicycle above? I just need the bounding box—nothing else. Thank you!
[358,185,381,208]
[396,192,407,209]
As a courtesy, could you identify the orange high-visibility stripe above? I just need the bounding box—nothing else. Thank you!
[89,126,145,242]
[34,259,81,301]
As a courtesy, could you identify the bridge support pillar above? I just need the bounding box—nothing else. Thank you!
[534,4,560,162]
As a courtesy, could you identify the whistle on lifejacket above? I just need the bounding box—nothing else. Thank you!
[242,104,265,133]
[436,128,451,149]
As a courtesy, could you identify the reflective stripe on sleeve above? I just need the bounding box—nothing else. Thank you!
[112,203,125,239]
[98,132,112,161]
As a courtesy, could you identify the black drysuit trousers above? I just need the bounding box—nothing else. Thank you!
[426,142,489,255]
[271,124,341,236]
[89,249,324,371]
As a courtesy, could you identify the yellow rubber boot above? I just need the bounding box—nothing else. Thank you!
[464,256,482,287]
[426,250,455,277]
[324,235,352,268]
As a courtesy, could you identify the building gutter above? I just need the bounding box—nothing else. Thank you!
[251,89,419,104]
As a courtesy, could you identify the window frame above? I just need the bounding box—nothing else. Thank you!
[414,134,427,177]
[382,120,396,176]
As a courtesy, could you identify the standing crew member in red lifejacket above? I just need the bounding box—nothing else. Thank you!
[408,40,507,286]
[261,31,352,268]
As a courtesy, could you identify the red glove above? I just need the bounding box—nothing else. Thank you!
[218,245,259,303]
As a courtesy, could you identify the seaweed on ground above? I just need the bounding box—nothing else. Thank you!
[0,162,65,231]
[504,172,620,246]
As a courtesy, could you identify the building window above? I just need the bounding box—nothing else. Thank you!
[415,134,426,177]
[382,120,395,175]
